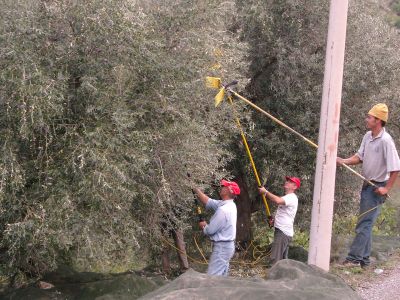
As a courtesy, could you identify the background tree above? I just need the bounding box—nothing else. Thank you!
[234,0,400,234]
[0,0,249,276]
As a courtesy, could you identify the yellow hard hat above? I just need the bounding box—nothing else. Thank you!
[368,103,388,122]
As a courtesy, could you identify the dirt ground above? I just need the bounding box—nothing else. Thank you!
[331,250,400,299]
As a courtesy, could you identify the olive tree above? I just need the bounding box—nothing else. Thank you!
[0,0,249,276]
[234,0,400,234]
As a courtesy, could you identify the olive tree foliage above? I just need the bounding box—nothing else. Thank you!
[389,0,400,28]
[338,0,400,212]
[235,0,400,227]
[0,0,249,275]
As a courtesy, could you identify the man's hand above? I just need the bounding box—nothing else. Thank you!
[194,188,209,206]
[268,216,275,228]
[199,221,207,230]
[374,186,389,196]
[337,155,361,166]
[336,157,345,165]
[258,187,267,195]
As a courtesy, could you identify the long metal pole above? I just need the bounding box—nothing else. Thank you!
[308,0,349,271]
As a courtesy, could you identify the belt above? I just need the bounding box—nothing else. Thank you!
[370,180,385,184]
[362,180,386,188]
[212,240,235,243]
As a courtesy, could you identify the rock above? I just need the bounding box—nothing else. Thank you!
[37,281,54,290]
[1,267,166,300]
[288,246,308,263]
[139,260,361,300]
[374,268,384,275]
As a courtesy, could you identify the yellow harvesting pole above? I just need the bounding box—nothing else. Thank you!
[205,77,272,216]
[227,95,271,217]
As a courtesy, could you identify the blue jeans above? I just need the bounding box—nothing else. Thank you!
[346,182,385,266]
[207,241,235,276]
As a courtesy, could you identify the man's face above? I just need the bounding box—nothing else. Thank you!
[219,186,231,198]
[284,180,297,191]
[365,114,380,130]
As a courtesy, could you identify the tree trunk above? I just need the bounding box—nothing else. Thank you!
[234,174,253,246]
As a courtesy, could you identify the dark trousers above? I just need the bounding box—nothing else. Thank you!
[270,227,292,266]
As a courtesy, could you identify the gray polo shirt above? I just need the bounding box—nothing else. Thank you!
[356,128,400,182]
[203,198,237,242]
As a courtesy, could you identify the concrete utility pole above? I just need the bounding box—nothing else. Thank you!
[308,0,349,271]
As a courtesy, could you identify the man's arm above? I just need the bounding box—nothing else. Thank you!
[193,188,209,206]
[337,154,362,166]
[259,187,285,205]
[193,188,209,230]
[375,171,399,196]
[203,209,225,236]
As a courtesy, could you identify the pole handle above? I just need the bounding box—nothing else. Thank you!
[186,169,205,222]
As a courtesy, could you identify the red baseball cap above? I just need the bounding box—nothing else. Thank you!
[285,176,301,188]
[220,179,241,195]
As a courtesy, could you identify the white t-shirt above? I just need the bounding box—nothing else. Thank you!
[274,193,298,237]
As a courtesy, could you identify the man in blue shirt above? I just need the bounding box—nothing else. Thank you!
[194,180,240,276]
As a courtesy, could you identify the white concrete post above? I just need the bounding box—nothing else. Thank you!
[308,0,349,271]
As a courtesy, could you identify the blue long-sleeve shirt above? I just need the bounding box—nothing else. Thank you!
[203,198,237,242]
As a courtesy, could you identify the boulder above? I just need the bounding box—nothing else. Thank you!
[1,268,166,300]
[139,260,360,300]
[288,246,308,263]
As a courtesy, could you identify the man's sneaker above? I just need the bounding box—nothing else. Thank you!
[341,260,361,267]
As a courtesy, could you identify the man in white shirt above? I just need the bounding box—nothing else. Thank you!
[259,176,300,266]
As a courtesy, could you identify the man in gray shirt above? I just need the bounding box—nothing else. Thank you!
[194,179,240,276]
[337,103,400,268]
